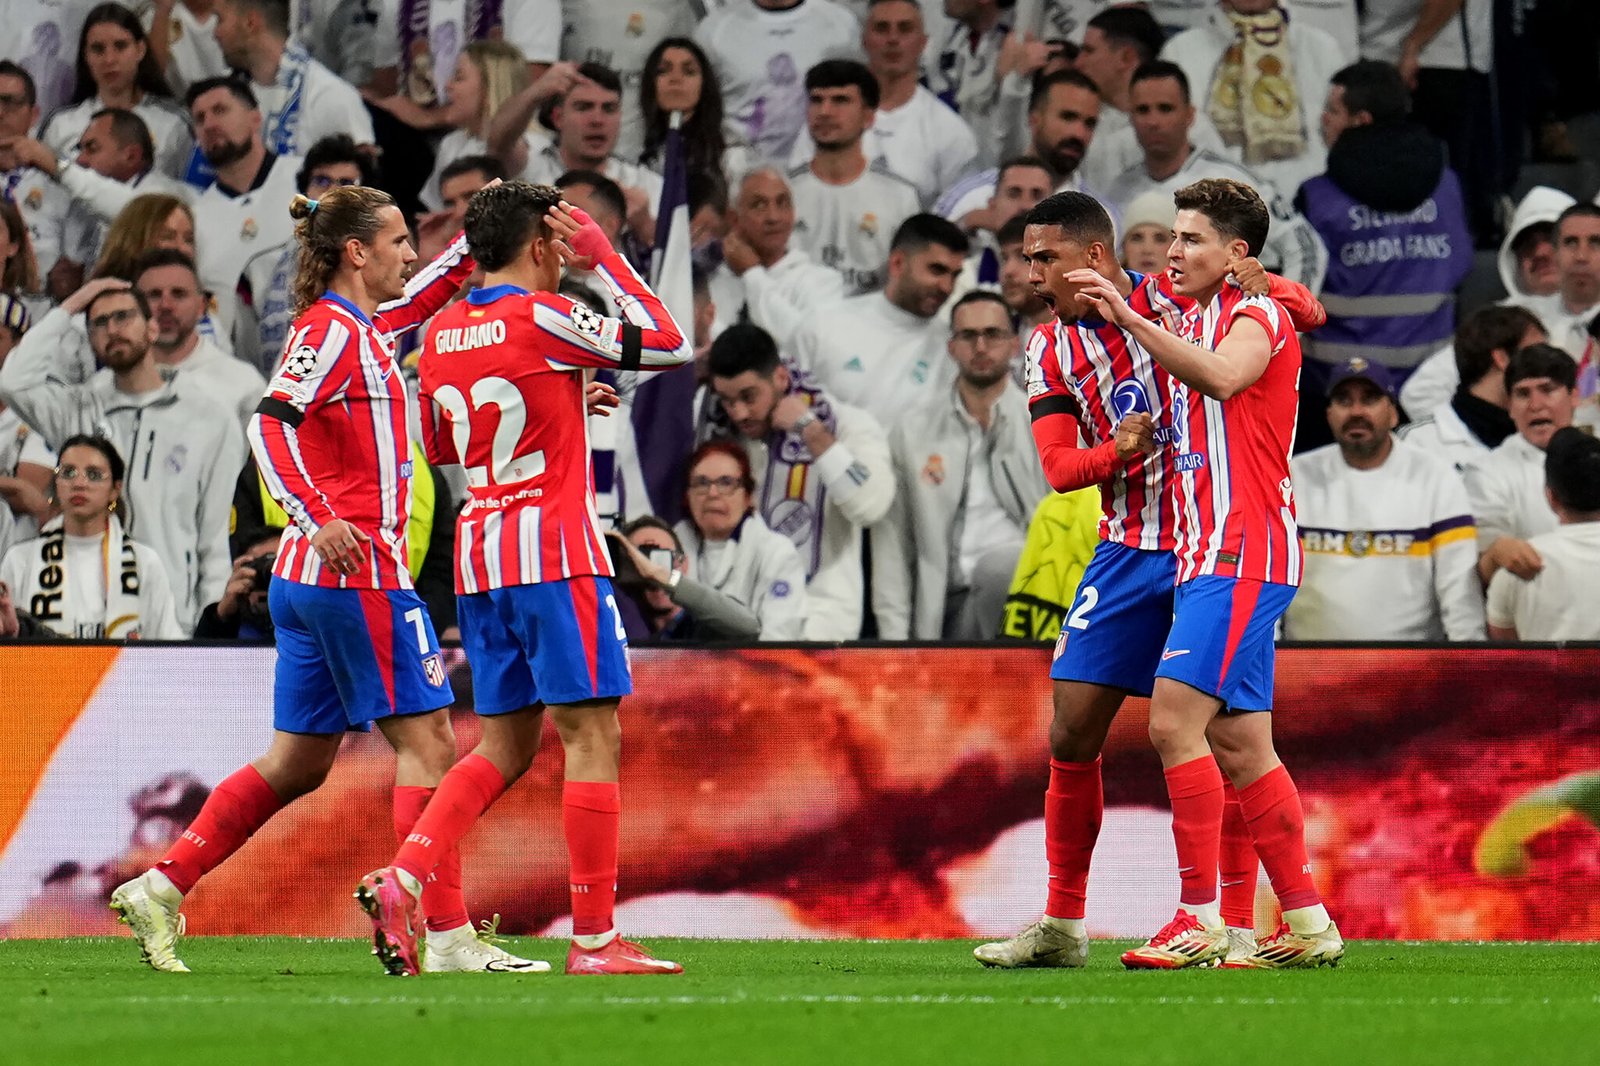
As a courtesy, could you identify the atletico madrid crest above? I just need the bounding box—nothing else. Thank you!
[423,653,446,688]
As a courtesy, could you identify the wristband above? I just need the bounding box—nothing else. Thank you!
[791,409,819,433]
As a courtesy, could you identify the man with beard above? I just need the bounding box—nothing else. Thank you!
[185,77,301,338]
[1282,357,1484,641]
[703,322,895,641]
[0,277,245,632]
[787,59,922,295]
[934,70,1104,232]
[789,213,969,431]
[871,290,1049,639]
[134,249,264,428]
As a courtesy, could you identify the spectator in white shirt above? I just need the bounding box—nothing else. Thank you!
[638,37,752,185]
[703,322,895,641]
[1486,427,1600,642]
[410,39,533,212]
[560,0,699,160]
[211,0,375,159]
[134,247,263,427]
[790,0,978,209]
[0,433,182,638]
[0,62,74,286]
[39,4,193,181]
[1284,357,1484,641]
[1162,0,1344,203]
[6,108,188,290]
[1073,4,1169,191]
[933,70,1104,227]
[709,166,847,350]
[240,133,381,374]
[0,279,246,631]
[491,62,661,243]
[184,77,300,340]
[791,212,969,430]
[872,289,1049,638]
[1467,344,1581,588]
[1106,60,1325,290]
[0,294,54,559]
[786,59,920,295]
[943,155,1054,312]
[141,0,231,95]
[671,439,809,641]
[695,0,861,163]
[927,0,1012,137]
[1402,202,1600,425]
[1397,305,1546,476]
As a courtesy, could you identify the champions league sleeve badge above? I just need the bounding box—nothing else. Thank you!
[569,304,605,336]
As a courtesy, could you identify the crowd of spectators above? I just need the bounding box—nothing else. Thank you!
[1,0,1597,645]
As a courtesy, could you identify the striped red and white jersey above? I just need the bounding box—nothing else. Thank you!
[1025,271,1187,552]
[1164,286,1304,586]
[418,252,692,594]
[249,234,474,589]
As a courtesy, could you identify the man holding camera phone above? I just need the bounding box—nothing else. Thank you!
[193,526,283,640]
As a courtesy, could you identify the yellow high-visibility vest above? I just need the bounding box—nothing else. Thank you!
[256,442,436,578]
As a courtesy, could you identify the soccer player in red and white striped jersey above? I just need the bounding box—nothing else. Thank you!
[360,183,691,976]
[1074,178,1343,970]
[976,190,1325,972]
[110,185,542,976]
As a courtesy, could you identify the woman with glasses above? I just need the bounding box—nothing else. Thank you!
[672,439,808,640]
[38,4,193,179]
[0,433,181,639]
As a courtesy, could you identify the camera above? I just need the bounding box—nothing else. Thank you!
[248,552,277,593]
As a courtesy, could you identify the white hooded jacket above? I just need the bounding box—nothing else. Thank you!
[0,307,248,632]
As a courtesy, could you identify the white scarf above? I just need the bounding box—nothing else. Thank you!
[24,514,148,639]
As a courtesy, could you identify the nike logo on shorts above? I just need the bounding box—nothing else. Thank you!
[1161,649,1190,661]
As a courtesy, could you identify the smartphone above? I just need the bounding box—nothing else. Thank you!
[646,547,676,571]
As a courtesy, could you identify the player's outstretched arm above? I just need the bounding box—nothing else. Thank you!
[1071,270,1272,401]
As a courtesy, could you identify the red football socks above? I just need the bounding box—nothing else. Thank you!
[392,785,470,933]
[1044,757,1103,921]
[1164,755,1225,907]
[154,765,284,893]
[1238,765,1321,912]
[564,780,621,937]
[1219,781,1258,929]
[393,752,505,928]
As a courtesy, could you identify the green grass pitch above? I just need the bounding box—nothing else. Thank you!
[3,939,1596,1065]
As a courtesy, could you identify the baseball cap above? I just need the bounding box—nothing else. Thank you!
[1325,356,1397,400]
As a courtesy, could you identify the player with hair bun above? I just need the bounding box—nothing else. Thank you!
[107,184,545,976]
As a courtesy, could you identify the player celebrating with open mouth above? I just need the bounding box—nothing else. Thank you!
[974,189,1326,971]
[1071,178,1343,970]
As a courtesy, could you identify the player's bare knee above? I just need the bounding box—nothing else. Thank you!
[1049,715,1104,762]
[476,710,543,781]
[550,702,621,757]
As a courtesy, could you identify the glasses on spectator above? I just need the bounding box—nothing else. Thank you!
[56,465,112,483]
[952,327,1015,347]
[307,174,359,191]
[87,307,141,333]
[687,475,744,495]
